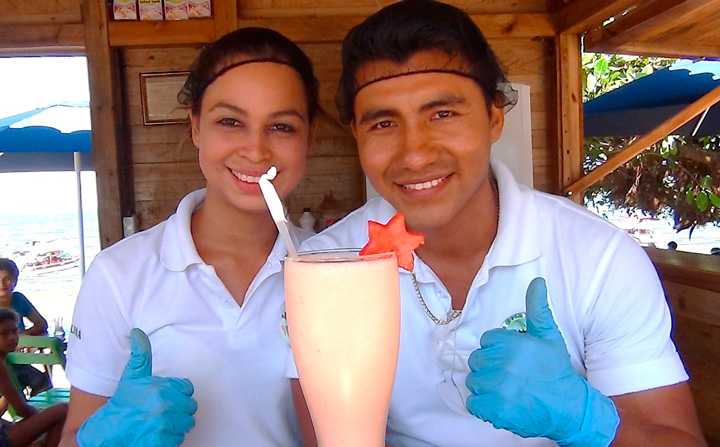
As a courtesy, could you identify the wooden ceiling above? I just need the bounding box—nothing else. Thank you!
[563,0,720,59]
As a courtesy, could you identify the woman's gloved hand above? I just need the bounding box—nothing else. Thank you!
[465,278,619,447]
[77,328,198,447]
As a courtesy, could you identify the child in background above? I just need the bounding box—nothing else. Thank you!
[0,308,67,447]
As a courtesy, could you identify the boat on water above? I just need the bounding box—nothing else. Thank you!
[24,249,79,275]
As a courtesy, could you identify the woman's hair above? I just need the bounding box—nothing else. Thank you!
[178,27,321,121]
[0,258,19,282]
[0,307,19,326]
[336,0,516,123]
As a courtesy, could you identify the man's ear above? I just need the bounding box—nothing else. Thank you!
[350,119,358,140]
[189,112,201,148]
[489,104,504,144]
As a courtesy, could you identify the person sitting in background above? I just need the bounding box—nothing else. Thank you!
[0,308,67,447]
[711,247,720,256]
[667,241,678,250]
[0,259,51,397]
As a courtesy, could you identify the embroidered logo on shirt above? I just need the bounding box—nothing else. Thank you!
[501,312,527,332]
[70,324,82,340]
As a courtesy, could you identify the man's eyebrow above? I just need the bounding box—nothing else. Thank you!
[419,94,467,112]
[358,94,468,124]
[358,108,400,125]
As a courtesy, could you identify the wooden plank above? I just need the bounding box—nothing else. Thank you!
[645,247,720,294]
[0,0,83,25]
[555,0,642,34]
[236,14,554,43]
[214,0,238,38]
[237,0,552,16]
[0,23,84,50]
[586,39,720,59]
[564,83,720,197]
[82,0,126,247]
[582,0,710,54]
[555,33,583,199]
[108,19,215,47]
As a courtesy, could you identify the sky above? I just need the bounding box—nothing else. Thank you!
[0,56,94,213]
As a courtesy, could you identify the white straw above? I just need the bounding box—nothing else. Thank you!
[259,166,299,258]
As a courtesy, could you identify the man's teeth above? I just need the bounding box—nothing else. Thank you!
[403,176,446,191]
[233,171,262,183]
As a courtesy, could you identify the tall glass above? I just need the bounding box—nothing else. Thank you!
[285,249,401,447]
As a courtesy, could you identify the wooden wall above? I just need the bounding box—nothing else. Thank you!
[646,248,720,447]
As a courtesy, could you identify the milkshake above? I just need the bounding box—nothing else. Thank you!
[285,250,400,447]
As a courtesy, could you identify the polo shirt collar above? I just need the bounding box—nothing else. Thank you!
[486,158,542,268]
[160,189,302,273]
[161,189,207,272]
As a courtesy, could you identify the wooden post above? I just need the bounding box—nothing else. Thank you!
[82,0,126,247]
[213,0,238,39]
[555,33,583,202]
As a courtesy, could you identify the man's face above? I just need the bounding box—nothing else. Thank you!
[351,50,504,234]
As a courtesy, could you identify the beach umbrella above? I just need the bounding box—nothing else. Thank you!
[584,60,720,138]
[0,102,93,276]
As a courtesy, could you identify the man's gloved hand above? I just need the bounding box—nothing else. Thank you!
[77,328,198,447]
[465,278,619,447]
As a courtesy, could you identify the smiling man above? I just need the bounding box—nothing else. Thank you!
[289,1,707,446]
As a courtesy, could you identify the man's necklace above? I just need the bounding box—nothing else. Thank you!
[410,176,500,326]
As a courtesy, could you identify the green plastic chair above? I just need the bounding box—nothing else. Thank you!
[5,335,70,420]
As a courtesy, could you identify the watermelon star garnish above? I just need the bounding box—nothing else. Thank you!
[360,213,424,271]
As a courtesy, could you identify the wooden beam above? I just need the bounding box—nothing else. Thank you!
[555,33,583,199]
[0,23,84,50]
[108,19,215,47]
[213,0,238,39]
[105,13,554,48]
[556,0,642,34]
[585,39,720,59]
[583,0,710,54]
[563,83,720,197]
[83,0,126,247]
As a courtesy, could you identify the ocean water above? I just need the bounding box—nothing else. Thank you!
[0,210,100,327]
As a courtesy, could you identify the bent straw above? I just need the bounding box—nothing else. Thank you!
[259,166,299,258]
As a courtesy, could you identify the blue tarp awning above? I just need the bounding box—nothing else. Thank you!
[0,101,92,172]
[584,60,720,138]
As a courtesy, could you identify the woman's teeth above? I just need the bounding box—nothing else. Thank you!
[233,171,262,183]
[403,176,446,191]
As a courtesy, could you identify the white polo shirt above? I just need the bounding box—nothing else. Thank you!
[289,160,688,447]
[67,189,310,447]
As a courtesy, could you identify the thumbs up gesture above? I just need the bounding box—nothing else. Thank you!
[465,278,619,447]
[77,328,198,447]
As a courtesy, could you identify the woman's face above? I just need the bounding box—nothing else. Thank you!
[191,62,313,215]
[0,319,19,354]
[0,270,16,301]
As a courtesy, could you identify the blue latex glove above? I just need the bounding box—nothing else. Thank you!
[77,328,198,447]
[465,278,619,447]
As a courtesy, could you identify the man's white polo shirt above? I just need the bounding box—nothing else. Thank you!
[289,160,688,447]
[67,189,309,447]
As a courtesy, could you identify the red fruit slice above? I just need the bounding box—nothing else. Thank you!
[360,213,424,271]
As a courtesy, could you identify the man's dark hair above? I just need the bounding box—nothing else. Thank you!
[336,0,515,123]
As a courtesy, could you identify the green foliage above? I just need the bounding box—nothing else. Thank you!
[582,53,720,231]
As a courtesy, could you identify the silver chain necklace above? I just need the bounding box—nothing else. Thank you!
[410,271,462,325]
[410,175,499,326]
